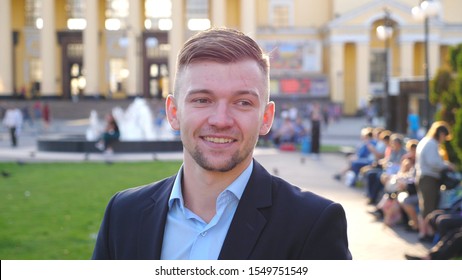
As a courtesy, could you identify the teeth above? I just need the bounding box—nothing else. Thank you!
[204,137,233,144]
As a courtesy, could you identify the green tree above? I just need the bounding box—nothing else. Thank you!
[431,44,462,168]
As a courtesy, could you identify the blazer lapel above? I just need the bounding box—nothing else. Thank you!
[219,160,272,259]
[137,176,175,259]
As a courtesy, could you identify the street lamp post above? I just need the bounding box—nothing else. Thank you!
[423,15,430,130]
[376,8,393,130]
[412,0,442,130]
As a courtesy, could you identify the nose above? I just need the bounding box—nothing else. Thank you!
[208,102,234,127]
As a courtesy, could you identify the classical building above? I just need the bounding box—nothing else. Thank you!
[1,0,462,120]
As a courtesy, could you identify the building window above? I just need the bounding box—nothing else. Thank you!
[370,50,386,83]
[30,58,42,84]
[29,58,42,96]
[269,0,293,28]
[67,43,83,58]
[25,0,42,28]
[186,0,210,31]
[109,59,128,93]
[145,0,172,30]
[105,0,129,30]
[70,63,86,96]
[272,5,289,27]
[66,0,85,19]
[66,0,86,30]
[145,37,170,58]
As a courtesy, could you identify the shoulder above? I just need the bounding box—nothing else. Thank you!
[253,161,333,206]
[109,175,175,209]
[417,137,430,149]
[271,175,338,214]
[251,164,351,259]
[251,160,338,214]
[422,138,438,150]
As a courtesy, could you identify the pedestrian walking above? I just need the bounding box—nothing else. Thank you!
[2,105,23,147]
[21,105,33,127]
[310,102,322,159]
[33,100,42,120]
[407,109,420,139]
[42,102,51,131]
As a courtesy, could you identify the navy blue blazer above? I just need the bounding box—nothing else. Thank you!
[92,160,352,260]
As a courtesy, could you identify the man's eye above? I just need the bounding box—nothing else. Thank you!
[236,100,252,106]
[192,98,209,104]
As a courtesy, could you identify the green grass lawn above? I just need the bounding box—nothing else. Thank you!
[0,160,181,260]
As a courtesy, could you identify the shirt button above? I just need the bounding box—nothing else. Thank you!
[200,231,207,237]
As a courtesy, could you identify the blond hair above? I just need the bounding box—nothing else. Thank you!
[173,28,270,100]
[426,121,452,141]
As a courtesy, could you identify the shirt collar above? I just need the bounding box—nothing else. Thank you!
[168,161,254,210]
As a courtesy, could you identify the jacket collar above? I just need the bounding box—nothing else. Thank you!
[135,159,273,260]
[137,175,175,259]
[219,159,273,259]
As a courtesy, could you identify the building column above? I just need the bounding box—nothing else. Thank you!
[428,40,439,78]
[126,0,142,97]
[329,42,345,104]
[356,41,370,109]
[40,0,57,96]
[0,0,12,95]
[240,0,256,37]
[399,40,414,78]
[83,0,99,96]
[211,0,226,28]
[169,0,184,94]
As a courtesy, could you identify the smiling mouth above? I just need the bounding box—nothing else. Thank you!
[202,136,235,144]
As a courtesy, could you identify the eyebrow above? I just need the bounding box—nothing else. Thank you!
[185,88,261,99]
[185,88,213,96]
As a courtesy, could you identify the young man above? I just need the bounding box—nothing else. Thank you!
[2,105,23,147]
[92,27,351,260]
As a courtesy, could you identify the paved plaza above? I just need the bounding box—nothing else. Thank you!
[0,116,432,259]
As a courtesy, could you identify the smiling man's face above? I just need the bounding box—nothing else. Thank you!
[166,60,274,173]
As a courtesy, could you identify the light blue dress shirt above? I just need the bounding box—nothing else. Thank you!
[160,161,253,260]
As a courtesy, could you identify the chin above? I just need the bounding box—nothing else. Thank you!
[201,160,239,172]
[192,146,252,172]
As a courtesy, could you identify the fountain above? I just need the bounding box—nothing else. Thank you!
[112,98,156,141]
[37,98,183,153]
[85,110,101,141]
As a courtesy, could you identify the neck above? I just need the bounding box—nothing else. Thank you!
[181,156,251,223]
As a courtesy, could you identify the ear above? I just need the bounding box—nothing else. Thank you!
[259,101,275,135]
[165,95,180,131]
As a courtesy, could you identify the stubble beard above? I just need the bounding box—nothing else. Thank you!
[190,137,257,172]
